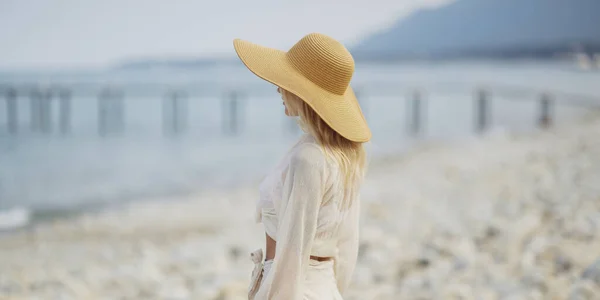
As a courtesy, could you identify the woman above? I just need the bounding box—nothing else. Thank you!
[234,33,371,299]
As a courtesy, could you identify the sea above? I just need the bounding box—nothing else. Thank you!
[1,60,599,230]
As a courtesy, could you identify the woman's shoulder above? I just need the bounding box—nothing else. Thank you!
[288,135,327,169]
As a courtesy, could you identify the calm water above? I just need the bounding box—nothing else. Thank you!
[0,61,599,219]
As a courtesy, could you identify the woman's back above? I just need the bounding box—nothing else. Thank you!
[255,135,360,299]
[282,136,358,256]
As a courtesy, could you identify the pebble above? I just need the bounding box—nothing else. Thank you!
[581,259,600,285]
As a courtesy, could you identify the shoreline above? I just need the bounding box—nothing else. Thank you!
[0,177,264,237]
[1,114,600,299]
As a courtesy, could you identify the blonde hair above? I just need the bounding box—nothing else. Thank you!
[282,89,367,201]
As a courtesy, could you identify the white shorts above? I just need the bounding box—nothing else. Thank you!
[248,249,343,300]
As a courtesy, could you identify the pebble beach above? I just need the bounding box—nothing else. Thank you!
[1,114,600,300]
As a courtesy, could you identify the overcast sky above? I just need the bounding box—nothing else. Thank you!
[0,0,450,69]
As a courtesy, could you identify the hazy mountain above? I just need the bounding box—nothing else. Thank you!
[352,0,600,60]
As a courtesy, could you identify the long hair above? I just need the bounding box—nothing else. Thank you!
[282,89,367,204]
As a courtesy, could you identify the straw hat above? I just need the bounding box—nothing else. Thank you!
[233,33,371,143]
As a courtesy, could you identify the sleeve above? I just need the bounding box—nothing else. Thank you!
[334,198,360,295]
[260,145,324,300]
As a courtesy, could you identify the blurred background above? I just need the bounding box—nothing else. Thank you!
[1,0,600,299]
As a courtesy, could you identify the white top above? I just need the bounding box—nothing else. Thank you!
[255,134,360,299]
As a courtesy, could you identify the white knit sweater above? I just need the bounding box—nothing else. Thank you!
[255,134,360,299]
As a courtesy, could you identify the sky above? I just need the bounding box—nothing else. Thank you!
[0,0,450,69]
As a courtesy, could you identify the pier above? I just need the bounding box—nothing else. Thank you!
[1,83,600,138]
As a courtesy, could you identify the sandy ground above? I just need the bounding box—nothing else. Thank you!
[1,115,600,300]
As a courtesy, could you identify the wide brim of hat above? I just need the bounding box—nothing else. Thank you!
[233,39,371,143]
